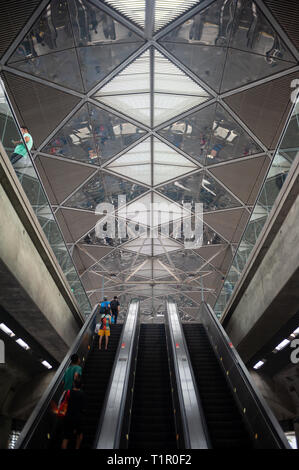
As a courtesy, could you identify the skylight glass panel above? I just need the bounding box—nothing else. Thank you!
[153,138,197,185]
[107,139,151,185]
[98,94,151,126]
[154,0,200,32]
[94,50,151,126]
[154,93,207,126]
[153,50,210,125]
[104,0,146,28]
[154,51,208,96]
[96,51,150,95]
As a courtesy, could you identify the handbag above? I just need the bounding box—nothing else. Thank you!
[57,390,70,417]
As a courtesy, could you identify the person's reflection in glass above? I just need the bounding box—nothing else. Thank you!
[103,15,115,40]
[265,34,283,65]
[33,12,56,51]
[74,0,90,44]
[51,0,73,41]
[189,12,206,41]
[246,2,259,50]
[215,0,237,46]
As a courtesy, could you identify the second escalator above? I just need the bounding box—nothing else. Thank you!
[128,324,177,449]
[183,323,253,448]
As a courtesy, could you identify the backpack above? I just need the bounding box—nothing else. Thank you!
[99,302,109,315]
[100,314,110,329]
[110,300,118,312]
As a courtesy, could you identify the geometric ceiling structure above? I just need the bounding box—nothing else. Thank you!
[93,48,211,127]
[1,0,298,321]
[106,136,197,186]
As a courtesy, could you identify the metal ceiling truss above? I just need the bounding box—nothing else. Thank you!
[2,0,298,316]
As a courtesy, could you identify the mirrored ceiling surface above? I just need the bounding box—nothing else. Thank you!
[2,0,298,320]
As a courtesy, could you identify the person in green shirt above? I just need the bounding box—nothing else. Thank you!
[10,126,33,165]
[62,354,82,392]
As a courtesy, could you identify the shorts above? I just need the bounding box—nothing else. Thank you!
[98,329,110,336]
[63,416,83,439]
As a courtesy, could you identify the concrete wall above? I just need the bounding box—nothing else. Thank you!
[0,145,83,362]
[225,191,299,363]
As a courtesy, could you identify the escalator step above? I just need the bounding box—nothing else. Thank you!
[183,324,253,449]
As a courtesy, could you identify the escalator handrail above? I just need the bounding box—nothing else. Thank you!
[15,304,99,449]
[166,301,211,449]
[94,300,140,449]
[202,302,290,449]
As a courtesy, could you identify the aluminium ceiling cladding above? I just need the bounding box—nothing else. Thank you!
[1,0,298,320]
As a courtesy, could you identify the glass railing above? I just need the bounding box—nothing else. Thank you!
[215,98,299,319]
[0,79,91,318]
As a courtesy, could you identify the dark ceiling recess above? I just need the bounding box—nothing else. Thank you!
[0,0,43,58]
[247,311,299,377]
[264,0,299,50]
[1,71,81,148]
[0,305,59,371]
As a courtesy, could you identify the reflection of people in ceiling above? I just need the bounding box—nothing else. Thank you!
[32,8,57,51]
[73,0,91,43]
[189,12,207,41]
[103,15,116,40]
[51,0,73,42]
[265,35,283,65]
[215,0,236,46]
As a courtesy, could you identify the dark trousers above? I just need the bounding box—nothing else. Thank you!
[112,311,118,324]
[10,152,23,165]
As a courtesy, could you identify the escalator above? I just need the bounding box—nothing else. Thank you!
[183,323,253,448]
[81,324,122,448]
[127,324,177,449]
[15,305,126,449]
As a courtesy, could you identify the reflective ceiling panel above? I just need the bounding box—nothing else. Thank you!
[8,0,144,93]
[160,0,295,93]
[157,170,242,212]
[5,0,297,318]
[8,49,84,93]
[154,0,200,32]
[43,103,146,165]
[64,171,148,211]
[157,103,263,165]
